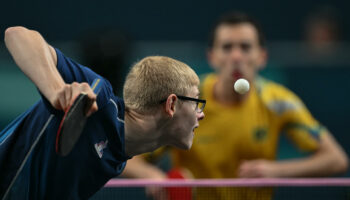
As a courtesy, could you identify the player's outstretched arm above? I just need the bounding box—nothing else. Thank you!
[238,131,349,178]
[4,26,97,115]
[275,131,349,177]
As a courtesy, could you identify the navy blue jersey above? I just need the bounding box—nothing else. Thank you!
[0,48,130,200]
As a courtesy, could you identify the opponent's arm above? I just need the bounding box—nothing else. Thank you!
[121,155,167,179]
[239,131,349,177]
[4,26,97,115]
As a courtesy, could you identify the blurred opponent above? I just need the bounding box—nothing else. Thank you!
[123,11,349,200]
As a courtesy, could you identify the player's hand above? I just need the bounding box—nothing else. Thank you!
[50,82,98,116]
[238,159,279,178]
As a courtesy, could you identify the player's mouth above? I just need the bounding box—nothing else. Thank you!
[232,70,242,80]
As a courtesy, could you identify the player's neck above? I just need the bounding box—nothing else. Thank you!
[214,79,248,105]
[124,110,164,157]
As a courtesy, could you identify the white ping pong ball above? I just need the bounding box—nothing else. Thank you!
[234,78,250,94]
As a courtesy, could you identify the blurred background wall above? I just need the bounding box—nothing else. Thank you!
[0,0,349,176]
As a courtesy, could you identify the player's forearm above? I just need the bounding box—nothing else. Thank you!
[275,134,348,177]
[121,156,167,179]
[275,154,346,177]
[4,26,65,103]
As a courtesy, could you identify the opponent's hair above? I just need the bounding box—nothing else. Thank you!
[123,56,199,113]
[208,11,266,48]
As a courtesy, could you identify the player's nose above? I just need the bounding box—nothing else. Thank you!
[197,111,205,121]
[230,48,244,61]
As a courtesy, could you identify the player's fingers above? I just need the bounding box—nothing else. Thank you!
[237,164,246,177]
[85,101,98,117]
[80,82,97,99]
[238,169,257,178]
[78,82,98,117]
[80,82,94,95]
[51,98,63,111]
[64,84,72,109]
[238,167,250,177]
[240,160,260,168]
[85,88,97,102]
[58,88,68,111]
[51,84,69,110]
[239,161,250,170]
[70,82,83,106]
[238,162,256,178]
[50,93,62,110]
[57,84,72,110]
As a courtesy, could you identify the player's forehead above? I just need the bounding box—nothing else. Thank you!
[214,23,259,45]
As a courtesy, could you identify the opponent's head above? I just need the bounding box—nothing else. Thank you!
[123,56,205,149]
[207,12,267,84]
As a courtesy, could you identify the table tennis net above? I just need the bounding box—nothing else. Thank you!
[91,178,350,200]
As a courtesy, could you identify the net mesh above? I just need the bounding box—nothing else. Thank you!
[90,178,350,200]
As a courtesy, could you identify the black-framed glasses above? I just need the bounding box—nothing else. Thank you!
[159,95,206,113]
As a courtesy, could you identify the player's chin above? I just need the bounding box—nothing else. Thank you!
[182,134,194,150]
[174,134,194,150]
[178,142,193,150]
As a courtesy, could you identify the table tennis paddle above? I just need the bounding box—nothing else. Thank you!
[56,78,102,156]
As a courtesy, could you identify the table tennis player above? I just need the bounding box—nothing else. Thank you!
[0,26,205,200]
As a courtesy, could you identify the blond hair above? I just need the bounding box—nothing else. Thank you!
[123,56,199,113]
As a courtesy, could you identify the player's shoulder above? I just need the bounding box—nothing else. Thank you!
[255,76,304,115]
[199,73,216,96]
[255,76,297,98]
[199,73,216,84]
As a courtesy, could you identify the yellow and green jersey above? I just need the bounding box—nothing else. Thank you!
[169,74,326,199]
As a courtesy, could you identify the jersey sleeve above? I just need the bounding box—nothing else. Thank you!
[39,48,115,113]
[260,79,326,152]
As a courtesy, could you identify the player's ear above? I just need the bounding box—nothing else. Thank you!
[164,94,177,117]
[207,48,219,71]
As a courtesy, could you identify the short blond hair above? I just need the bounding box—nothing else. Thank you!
[123,56,199,113]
